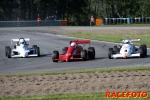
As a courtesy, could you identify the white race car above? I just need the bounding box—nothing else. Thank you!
[108,38,147,59]
[5,38,40,58]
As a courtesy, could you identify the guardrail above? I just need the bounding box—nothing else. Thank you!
[1,18,150,27]
[103,17,150,25]
[0,20,62,27]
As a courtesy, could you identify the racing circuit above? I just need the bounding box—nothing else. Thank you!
[0,26,150,75]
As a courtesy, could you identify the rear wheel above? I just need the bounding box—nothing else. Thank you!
[108,48,113,59]
[139,47,144,58]
[52,51,59,62]
[81,50,87,61]
[32,45,37,54]
[88,47,95,59]
[33,45,37,48]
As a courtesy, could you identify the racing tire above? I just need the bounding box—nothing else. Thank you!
[5,46,10,57]
[7,47,11,58]
[140,45,147,56]
[33,45,37,48]
[81,50,87,61]
[62,47,68,54]
[52,51,59,62]
[139,47,145,58]
[33,45,37,49]
[113,45,119,54]
[88,47,95,59]
[35,47,40,57]
[32,45,37,54]
[14,45,16,49]
[108,48,113,59]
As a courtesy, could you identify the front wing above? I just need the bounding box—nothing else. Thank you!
[111,53,140,58]
[11,48,37,58]
[11,54,38,58]
[53,54,83,61]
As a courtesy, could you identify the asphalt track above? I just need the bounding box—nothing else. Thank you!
[0,26,150,75]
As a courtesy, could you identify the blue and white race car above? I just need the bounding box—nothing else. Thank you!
[108,38,147,59]
[5,38,40,58]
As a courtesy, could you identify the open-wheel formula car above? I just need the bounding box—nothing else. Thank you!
[52,39,95,62]
[5,38,40,58]
[108,38,147,59]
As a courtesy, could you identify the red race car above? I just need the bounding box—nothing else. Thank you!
[52,39,95,62]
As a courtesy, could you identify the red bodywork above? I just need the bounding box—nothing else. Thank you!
[55,40,90,62]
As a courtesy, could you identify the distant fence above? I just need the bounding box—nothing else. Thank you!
[0,20,62,27]
[103,17,150,25]
[1,17,150,27]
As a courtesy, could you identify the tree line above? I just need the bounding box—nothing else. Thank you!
[0,0,150,25]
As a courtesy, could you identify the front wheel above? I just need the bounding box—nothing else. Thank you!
[7,47,11,58]
[5,46,9,57]
[140,45,147,56]
[52,51,59,62]
[35,47,40,57]
[139,47,144,58]
[32,45,38,54]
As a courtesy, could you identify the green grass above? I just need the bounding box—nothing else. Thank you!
[0,92,150,100]
[0,66,150,77]
[66,33,150,47]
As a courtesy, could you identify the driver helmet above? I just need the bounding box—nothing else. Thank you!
[71,42,76,47]
[19,39,25,44]
[124,40,130,44]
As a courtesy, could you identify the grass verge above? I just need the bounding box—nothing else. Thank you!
[66,33,150,47]
[0,92,149,100]
[0,66,150,77]
[0,66,150,100]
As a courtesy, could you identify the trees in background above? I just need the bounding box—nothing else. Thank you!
[0,0,150,25]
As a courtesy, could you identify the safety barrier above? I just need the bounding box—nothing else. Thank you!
[103,17,150,25]
[0,20,62,27]
[96,18,103,26]
[61,20,67,26]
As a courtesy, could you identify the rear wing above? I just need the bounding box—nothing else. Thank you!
[120,39,140,43]
[11,38,30,45]
[70,40,90,47]
[130,39,140,42]
[70,40,90,45]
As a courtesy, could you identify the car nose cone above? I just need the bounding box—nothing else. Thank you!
[123,54,127,58]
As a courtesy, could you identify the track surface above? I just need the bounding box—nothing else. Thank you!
[0,27,150,75]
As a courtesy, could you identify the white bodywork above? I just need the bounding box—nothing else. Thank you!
[10,38,37,57]
[111,39,140,58]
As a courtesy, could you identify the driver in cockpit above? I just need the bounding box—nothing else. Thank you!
[70,42,77,47]
[70,42,82,54]
[17,38,27,46]
[124,40,130,44]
